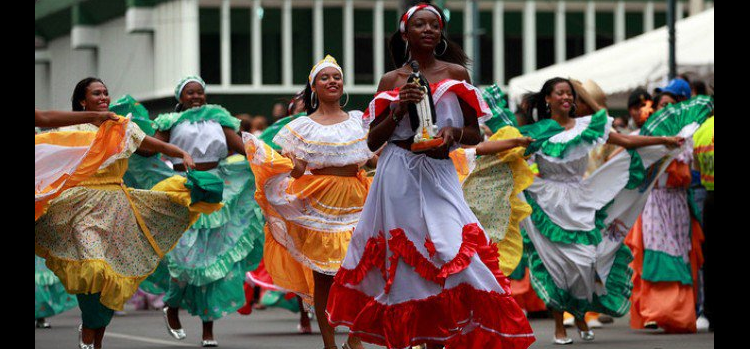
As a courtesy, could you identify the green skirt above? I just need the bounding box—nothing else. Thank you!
[35,256,77,319]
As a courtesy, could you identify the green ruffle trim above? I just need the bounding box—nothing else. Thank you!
[640,95,714,137]
[625,149,646,190]
[166,159,265,285]
[258,113,305,151]
[642,250,693,285]
[167,201,265,287]
[524,230,634,319]
[153,104,240,132]
[165,262,248,322]
[482,84,518,132]
[109,95,156,136]
[520,120,565,156]
[525,194,606,245]
[536,109,609,158]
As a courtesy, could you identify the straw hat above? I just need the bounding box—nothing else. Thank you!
[570,79,607,111]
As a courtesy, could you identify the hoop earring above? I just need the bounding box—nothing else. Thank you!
[435,39,448,56]
[570,102,577,116]
[311,91,318,109]
[340,91,350,109]
[545,102,551,116]
[404,41,411,63]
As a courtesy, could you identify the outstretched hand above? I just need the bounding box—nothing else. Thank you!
[91,111,119,126]
[665,136,685,149]
[515,137,535,148]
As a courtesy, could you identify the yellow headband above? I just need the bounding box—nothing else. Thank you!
[309,55,343,84]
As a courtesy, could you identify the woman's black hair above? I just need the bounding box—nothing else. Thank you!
[389,1,469,68]
[71,77,105,111]
[523,77,577,124]
[288,90,305,116]
[302,82,318,115]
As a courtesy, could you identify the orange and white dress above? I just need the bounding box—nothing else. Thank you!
[242,111,372,302]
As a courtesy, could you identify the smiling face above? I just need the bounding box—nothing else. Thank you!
[179,81,206,109]
[402,9,442,53]
[546,82,575,116]
[80,81,110,112]
[311,67,344,103]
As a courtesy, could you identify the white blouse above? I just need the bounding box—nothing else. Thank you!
[273,111,372,170]
[167,120,228,164]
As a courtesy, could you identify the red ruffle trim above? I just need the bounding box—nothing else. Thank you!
[334,232,387,286]
[329,223,529,348]
[327,283,535,349]
[363,79,491,125]
[336,223,511,295]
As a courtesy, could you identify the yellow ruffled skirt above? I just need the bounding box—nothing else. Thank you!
[244,134,370,301]
[35,175,221,311]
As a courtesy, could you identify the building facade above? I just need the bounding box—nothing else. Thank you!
[35,0,714,116]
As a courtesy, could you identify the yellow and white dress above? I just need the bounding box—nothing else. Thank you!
[35,118,222,311]
[243,111,372,302]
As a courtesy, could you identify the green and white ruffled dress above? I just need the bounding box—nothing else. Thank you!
[518,106,699,319]
[140,104,265,322]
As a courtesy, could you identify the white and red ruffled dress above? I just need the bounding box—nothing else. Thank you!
[326,79,535,349]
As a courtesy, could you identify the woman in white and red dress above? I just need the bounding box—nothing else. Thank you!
[326,3,535,349]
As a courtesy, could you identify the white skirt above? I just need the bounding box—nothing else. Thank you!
[327,144,534,349]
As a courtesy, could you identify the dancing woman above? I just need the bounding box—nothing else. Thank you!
[35,77,222,349]
[516,77,704,344]
[326,4,535,349]
[152,76,265,347]
[243,55,372,349]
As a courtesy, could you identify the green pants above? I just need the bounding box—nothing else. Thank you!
[77,293,114,329]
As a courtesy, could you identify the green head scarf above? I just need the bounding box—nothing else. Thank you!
[175,76,206,101]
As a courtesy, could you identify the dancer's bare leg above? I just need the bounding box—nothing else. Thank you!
[202,321,215,341]
[166,306,182,329]
[94,327,106,349]
[553,310,568,339]
[313,271,336,348]
[298,296,312,333]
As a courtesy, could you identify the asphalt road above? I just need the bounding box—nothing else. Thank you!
[35,305,714,349]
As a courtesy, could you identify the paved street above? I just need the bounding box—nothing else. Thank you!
[36,305,713,349]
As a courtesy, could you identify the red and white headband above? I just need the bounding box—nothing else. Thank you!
[399,4,444,33]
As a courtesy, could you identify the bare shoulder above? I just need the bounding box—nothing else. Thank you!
[445,63,472,83]
[377,68,410,92]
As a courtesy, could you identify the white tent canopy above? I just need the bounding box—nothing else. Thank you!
[508,8,714,110]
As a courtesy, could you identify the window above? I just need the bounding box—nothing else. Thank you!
[199,8,221,84]
[231,8,252,85]
[354,9,374,85]
[504,11,522,84]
